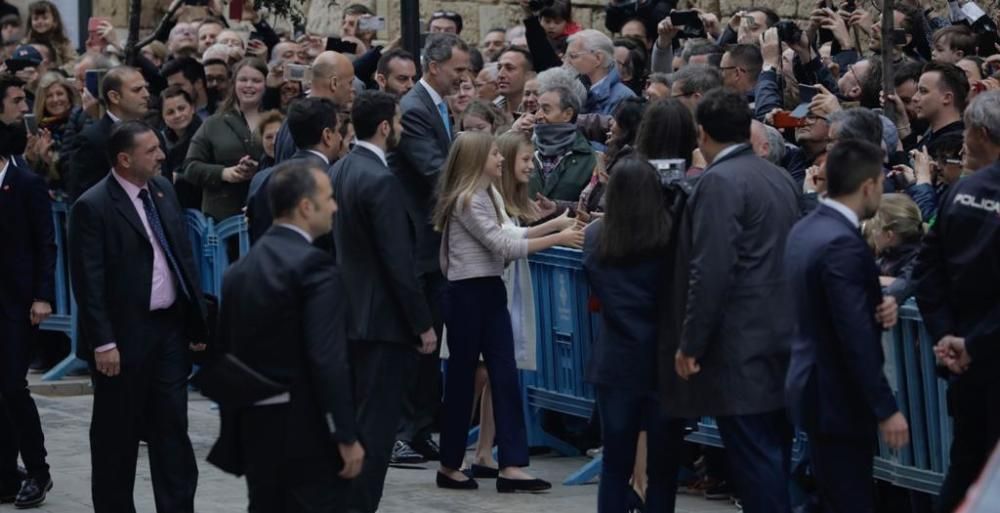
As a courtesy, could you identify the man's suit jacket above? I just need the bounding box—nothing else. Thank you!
[785,204,898,438]
[672,144,800,418]
[330,145,432,344]
[214,226,357,469]
[65,114,114,201]
[0,162,56,324]
[68,174,207,367]
[389,81,452,276]
[246,150,327,244]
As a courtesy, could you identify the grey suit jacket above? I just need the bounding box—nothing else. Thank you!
[330,145,433,344]
[389,82,452,276]
[671,144,801,417]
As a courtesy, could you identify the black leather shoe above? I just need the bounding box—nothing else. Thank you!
[436,471,478,490]
[412,438,440,461]
[471,464,499,479]
[496,476,552,493]
[14,476,52,509]
[0,484,17,504]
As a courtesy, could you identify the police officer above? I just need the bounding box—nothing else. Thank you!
[914,90,1000,513]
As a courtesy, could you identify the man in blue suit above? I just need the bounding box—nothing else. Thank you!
[784,139,910,513]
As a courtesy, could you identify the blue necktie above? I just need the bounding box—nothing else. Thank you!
[138,189,192,301]
[437,102,451,140]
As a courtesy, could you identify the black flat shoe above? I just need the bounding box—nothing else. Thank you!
[496,476,552,493]
[471,464,499,479]
[14,476,52,509]
[436,471,478,490]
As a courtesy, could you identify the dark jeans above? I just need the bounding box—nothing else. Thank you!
[439,277,528,470]
[716,409,793,513]
[809,435,876,513]
[397,271,446,444]
[936,376,1000,513]
[90,306,197,513]
[596,385,685,513]
[0,319,49,482]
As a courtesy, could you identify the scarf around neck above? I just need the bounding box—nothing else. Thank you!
[533,122,578,158]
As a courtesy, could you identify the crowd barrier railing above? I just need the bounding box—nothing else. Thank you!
[525,247,950,492]
[39,204,952,495]
[40,205,248,380]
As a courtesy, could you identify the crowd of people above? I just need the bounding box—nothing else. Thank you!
[1,0,999,512]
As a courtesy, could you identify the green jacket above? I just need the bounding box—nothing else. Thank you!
[529,132,597,202]
[183,110,263,221]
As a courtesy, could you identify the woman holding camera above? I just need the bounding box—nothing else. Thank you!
[184,57,267,221]
[582,158,686,513]
[434,132,581,493]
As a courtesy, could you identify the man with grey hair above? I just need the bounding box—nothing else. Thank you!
[669,64,722,113]
[750,120,785,165]
[382,32,468,485]
[531,84,597,201]
[962,90,1000,169]
[565,29,635,115]
[828,108,883,147]
[913,90,1000,513]
[645,72,671,100]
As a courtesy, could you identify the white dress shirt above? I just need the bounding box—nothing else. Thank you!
[821,197,860,229]
[353,140,388,167]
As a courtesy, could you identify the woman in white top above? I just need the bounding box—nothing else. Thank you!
[433,132,582,492]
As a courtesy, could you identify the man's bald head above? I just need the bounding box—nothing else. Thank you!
[312,51,355,109]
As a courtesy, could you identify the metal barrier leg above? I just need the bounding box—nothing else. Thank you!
[42,354,86,381]
[466,426,480,448]
[563,453,602,486]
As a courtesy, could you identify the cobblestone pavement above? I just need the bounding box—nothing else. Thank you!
[23,388,738,513]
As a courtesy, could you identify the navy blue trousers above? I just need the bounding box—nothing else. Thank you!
[439,277,528,470]
[716,409,793,513]
[596,385,685,513]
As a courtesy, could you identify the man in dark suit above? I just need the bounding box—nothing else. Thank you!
[671,89,800,513]
[0,119,56,508]
[389,32,469,464]
[68,121,207,513]
[332,90,436,512]
[785,140,910,513]
[247,97,341,244]
[217,160,364,512]
[65,66,151,201]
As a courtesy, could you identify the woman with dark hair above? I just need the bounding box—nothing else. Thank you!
[160,85,203,210]
[23,1,74,69]
[583,158,686,513]
[184,58,267,220]
[613,37,648,97]
[573,97,646,218]
[635,98,699,173]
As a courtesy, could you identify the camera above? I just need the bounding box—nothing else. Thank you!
[776,20,802,45]
[650,159,687,187]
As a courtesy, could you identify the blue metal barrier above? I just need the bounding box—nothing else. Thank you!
[40,204,248,380]
[525,247,951,493]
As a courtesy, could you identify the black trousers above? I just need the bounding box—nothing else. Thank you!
[439,277,528,470]
[348,340,418,513]
[716,409,793,513]
[809,434,876,513]
[396,272,446,444]
[0,318,49,483]
[936,376,1000,513]
[240,404,350,513]
[90,307,198,513]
